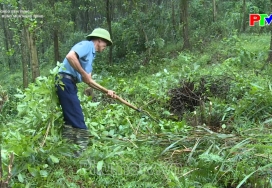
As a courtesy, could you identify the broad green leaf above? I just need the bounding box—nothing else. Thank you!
[40,170,48,178]
[49,155,59,163]
[97,160,104,172]
[88,102,100,107]
[18,173,24,183]
[90,130,100,138]
[14,94,25,98]
[77,168,87,176]
[28,167,39,177]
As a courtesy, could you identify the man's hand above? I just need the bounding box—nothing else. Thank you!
[107,90,116,98]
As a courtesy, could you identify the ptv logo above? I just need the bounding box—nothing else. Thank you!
[249,14,272,26]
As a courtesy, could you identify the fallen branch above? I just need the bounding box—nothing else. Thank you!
[4,152,14,185]
[0,151,14,188]
[40,122,51,148]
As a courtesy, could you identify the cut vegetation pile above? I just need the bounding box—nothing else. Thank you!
[168,75,233,128]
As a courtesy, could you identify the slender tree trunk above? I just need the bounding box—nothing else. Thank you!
[0,5,11,69]
[71,0,76,31]
[17,0,29,87]
[27,30,40,81]
[53,29,60,64]
[213,0,217,22]
[0,147,6,188]
[266,0,272,65]
[48,0,60,64]
[267,26,272,63]
[0,145,2,187]
[106,0,113,65]
[242,0,247,32]
[172,0,176,34]
[180,0,190,50]
[84,10,88,32]
[21,26,29,88]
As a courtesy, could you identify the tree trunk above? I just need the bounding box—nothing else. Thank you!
[0,147,6,188]
[267,27,272,63]
[0,145,2,187]
[242,0,247,32]
[27,30,40,81]
[139,20,151,65]
[180,0,190,50]
[71,0,77,31]
[106,0,113,65]
[0,149,13,188]
[0,4,11,69]
[21,27,29,88]
[53,29,60,64]
[172,0,177,39]
[267,0,272,63]
[213,0,217,22]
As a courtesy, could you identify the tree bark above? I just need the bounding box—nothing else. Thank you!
[213,0,217,22]
[21,27,29,88]
[48,0,60,64]
[172,0,176,33]
[106,0,113,65]
[139,20,151,65]
[0,145,2,187]
[27,30,40,81]
[0,4,11,69]
[71,0,77,31]
[267,28,272,63]
[180,0,191,50]
[242,0,247,32]
[267,0,272,63]
[53,29,60,64]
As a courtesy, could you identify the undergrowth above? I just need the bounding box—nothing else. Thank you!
[1,34,272,187]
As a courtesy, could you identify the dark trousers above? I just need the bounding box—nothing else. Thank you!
[56,77,87,129]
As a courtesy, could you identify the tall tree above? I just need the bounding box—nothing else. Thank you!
[50,0,60,64]
[180,0,190,50]
[213,0,217,22]
[242,0,247,32]
[0,4,12,69]
[18,2,29,88]
[267,0,272,63]
[172,0,177,34]
[71,0,77,31]
[36,0,72,64]
[29,31,40,81]
[106,0,113,65]
[21,26,29,88]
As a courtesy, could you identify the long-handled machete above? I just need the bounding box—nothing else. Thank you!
[84,86,158,123]
[115,95,141,112]
[115,95,159,123]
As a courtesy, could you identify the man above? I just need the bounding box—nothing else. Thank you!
[56,28,116,155]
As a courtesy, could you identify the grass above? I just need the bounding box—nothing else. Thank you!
[240,33,270,53]
[2,33,272,187]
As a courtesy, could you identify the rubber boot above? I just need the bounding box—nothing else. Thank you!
[74,128,90,157]
[62,125,76,144]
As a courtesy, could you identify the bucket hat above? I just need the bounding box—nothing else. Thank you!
[86,28,113,46]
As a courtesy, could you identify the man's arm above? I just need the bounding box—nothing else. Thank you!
[87,73,107,93]
[66,51,115,97]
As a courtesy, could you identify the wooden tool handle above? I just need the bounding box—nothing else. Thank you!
[115,95,140,112]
